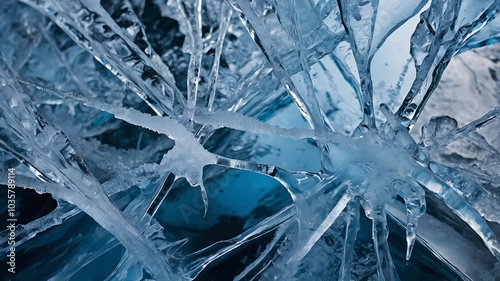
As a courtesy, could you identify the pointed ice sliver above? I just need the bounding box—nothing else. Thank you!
[372,206,401,281]
[393,179,426,260]
[339,200,361,281]
[205,1,233,113]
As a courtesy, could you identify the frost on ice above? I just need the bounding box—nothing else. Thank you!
[0,0,500,280]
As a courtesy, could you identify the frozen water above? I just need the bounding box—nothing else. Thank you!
[0,0,499,280]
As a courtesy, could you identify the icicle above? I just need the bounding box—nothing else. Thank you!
[393,179,426,260]
[339,200,360,281]
[205,2,233,113]
[145,173,177,219]
[199,182,209,217]
[372,207,400,281]
[176,0,203,125]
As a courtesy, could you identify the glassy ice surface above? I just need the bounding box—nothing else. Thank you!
[0,0,499,280]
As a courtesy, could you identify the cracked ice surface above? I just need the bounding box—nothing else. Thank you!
[0,0,499,280]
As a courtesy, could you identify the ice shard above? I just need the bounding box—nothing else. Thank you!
[0,0,499,280]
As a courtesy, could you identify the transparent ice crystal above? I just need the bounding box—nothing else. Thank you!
[0,0,499,280]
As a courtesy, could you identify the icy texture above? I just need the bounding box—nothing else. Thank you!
[0,0,499,280]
